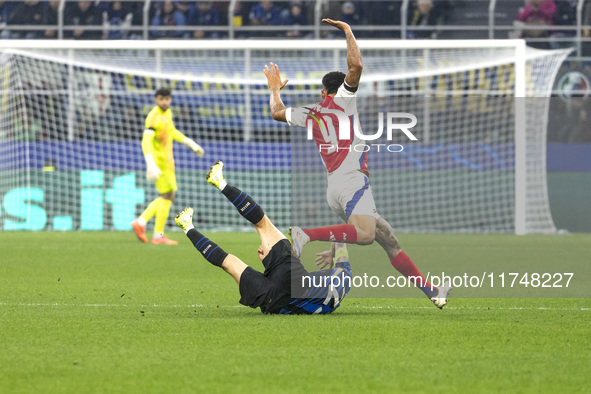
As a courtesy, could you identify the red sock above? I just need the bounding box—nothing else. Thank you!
[390,251,438,297]
[303,224,358,243]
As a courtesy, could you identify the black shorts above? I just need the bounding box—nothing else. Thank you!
[238,239,307,314]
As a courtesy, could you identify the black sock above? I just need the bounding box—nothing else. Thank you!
[221,185,265,225]
[186,228,228,267]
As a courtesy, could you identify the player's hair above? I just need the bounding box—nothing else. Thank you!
[155,88,171,97]
[322,71,346,95]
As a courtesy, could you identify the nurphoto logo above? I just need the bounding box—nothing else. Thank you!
[307,112,418,153]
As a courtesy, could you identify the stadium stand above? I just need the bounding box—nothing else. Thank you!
[0,0,589,56]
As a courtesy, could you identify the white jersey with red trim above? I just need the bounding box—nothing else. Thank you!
[286,82,368,176]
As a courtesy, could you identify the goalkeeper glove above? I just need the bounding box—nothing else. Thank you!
[182,137,205,158]
[145,154,162,181]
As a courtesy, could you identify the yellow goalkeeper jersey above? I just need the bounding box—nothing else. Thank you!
[143,106,185,170]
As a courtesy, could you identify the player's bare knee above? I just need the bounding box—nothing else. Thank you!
[221,254,248,283]
[254,214,272,229]
[357,231,375,245]
[348,215,376,245]
[255,215,286,244]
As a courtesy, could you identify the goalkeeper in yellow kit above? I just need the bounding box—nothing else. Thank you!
[131,88,204,245]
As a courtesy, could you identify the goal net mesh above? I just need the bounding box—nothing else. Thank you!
[0,44,569,233]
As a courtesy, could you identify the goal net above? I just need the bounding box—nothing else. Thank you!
[0,40,569,233]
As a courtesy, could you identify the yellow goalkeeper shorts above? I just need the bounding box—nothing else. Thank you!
[155,168,178,194]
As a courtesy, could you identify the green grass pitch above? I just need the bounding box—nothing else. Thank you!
[1,232,589,393]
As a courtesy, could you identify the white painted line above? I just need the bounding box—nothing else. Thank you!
[0,302,588,311]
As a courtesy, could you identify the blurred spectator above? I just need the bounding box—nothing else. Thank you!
[151,1,189,39]
[231,1,250,38]
[517,0,556,42]
[189,1,221,39]
[4,0,44,39]
[43,1,60,39]
[249,1,282,37]
[249,1,282,26]
[211,1,229,24]
[407,0,439,39]
[318,1,359,38]
[176,1,193,19]
[365,1,402,38]
[281,1,309,38]
[232,1,248,27]
[102,1,135,39]
[340,2,360,26]
[65,1,102,39]
[0,1,13,38]
[550,0,577,48]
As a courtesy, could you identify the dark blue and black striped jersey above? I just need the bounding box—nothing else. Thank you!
[280,261,352,315]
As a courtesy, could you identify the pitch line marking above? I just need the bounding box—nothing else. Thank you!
[0,302,588,311]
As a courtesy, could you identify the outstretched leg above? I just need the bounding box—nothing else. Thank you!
[375,216,451,308]
[175,207,247,284]
[290,215,375,259]
[206,161,286,265]
[151,190,178,245]
[175,206,279,312]
[296,215,377,246]
[207,161,264,226]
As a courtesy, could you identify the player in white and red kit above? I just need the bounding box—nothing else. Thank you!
[263,18,451,308]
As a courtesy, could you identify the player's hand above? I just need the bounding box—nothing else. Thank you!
[144,154,162,181]
[315,250,335,270]
[322,18,352,33]
[193,144,205,159]
[185,139,205,158]
[263,62,288,90]
[146,163,161,181]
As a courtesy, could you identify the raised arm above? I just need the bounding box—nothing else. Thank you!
[171,125,204,158]
[141,128,161,181]
[263,62,289,122]
[322,18,363,88]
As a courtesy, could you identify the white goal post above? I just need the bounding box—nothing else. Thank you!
[0,39,569,234]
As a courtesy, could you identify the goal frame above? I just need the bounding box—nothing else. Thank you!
[0,39,533,234]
